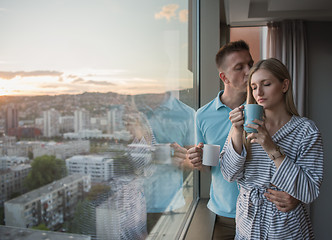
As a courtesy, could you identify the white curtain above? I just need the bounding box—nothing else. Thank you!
[266,20,308,117]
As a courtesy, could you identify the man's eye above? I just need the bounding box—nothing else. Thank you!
[235,66,243,70]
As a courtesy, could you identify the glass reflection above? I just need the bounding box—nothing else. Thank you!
[132,92,195,233]
[0,0,196,239]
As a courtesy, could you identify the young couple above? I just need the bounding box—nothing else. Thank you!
[188,40,323,239]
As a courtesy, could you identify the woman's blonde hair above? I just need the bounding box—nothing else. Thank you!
[246,58,299,116]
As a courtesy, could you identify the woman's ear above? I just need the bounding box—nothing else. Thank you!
[282,79,290,93]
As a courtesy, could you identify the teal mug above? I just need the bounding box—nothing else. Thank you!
[243,104,264,133]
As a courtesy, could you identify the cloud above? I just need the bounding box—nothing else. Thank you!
[67,74,79,79]
[71,78,115,86]
[85,80,115,86]
[179,9,188,23]
[155,4,179,22]
[39,84,62,89]
[72,78,85,83]
[0,70,63,80]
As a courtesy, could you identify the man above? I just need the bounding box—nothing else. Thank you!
[188,40,299,239]
[133,92,195,233]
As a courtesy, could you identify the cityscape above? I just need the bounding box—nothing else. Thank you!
[0,0,194,238]
[0,89,195,239]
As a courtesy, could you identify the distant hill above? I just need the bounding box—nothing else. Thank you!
[0,89,196,120]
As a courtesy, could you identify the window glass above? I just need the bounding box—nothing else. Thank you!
[0,0,198,239]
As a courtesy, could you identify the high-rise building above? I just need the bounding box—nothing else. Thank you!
[74,109,90,133]
[107,105,124,134]
[5,105,18,135]
[43,109,60,137]
[59,116,74,133]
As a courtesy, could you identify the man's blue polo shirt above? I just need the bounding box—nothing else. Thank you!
[138,94,195,213]
[195,91,240,218]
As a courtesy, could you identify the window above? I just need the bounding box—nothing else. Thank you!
[1,0,199,239]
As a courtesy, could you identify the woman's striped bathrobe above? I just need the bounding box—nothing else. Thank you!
[220,116,324,240]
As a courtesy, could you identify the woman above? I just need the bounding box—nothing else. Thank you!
[220,58,324,239]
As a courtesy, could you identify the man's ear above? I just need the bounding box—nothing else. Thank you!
[219,72,229,84]
[282,79,290,93]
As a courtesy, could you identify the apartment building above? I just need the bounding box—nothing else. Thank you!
[63,129,132,142]
[59,115,75,133]
[5,105,18,135]
[107,105,125,134]
[4,174,91,229]
[66,155,114,183]
[43,109,60,137]
[32,140,90,160]
[0,140,90,160]
[1,0,331,239]
[1,142,30,158]
[0,164,31,205]
[0,225,91,240]
[74,109,90,133]
[0,156,29,170]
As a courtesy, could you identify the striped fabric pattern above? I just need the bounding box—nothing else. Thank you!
[220,116,324,240]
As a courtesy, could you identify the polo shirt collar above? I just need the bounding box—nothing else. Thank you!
[215,90,227,110]
[215,90,246,110]
[137,92,173,114]
[161,93,174,110]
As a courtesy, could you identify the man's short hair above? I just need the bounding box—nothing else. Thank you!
[215,40,250,70]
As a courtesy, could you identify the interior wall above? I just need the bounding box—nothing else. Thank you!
[199,0,220,107]
[306,21,332,239]
[230,27,262,64]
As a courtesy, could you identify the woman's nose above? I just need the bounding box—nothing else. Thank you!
[257,86,263,96]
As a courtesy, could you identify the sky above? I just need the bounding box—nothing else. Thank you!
[0,0,193,96]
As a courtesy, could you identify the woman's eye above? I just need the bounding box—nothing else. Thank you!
[264,83,271,86]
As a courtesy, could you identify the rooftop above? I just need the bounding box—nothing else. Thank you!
[5,174,89,205]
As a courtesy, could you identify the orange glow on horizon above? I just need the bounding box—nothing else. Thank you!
[0,73,193,97]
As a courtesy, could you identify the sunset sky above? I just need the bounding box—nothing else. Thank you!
[0,0,193,96]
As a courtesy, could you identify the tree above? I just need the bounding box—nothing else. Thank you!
[69,199,96,235]
[32,223,49,231]
[86,183,111,201]
[28,150,34,160]
[25,155,67,191]
[67,184,111,236]
[10,192,21,199]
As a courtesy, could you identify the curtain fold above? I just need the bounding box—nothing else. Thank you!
[266,20,308,117]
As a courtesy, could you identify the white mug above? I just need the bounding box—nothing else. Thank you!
[202,144,220,166]
[153,143,172,164]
